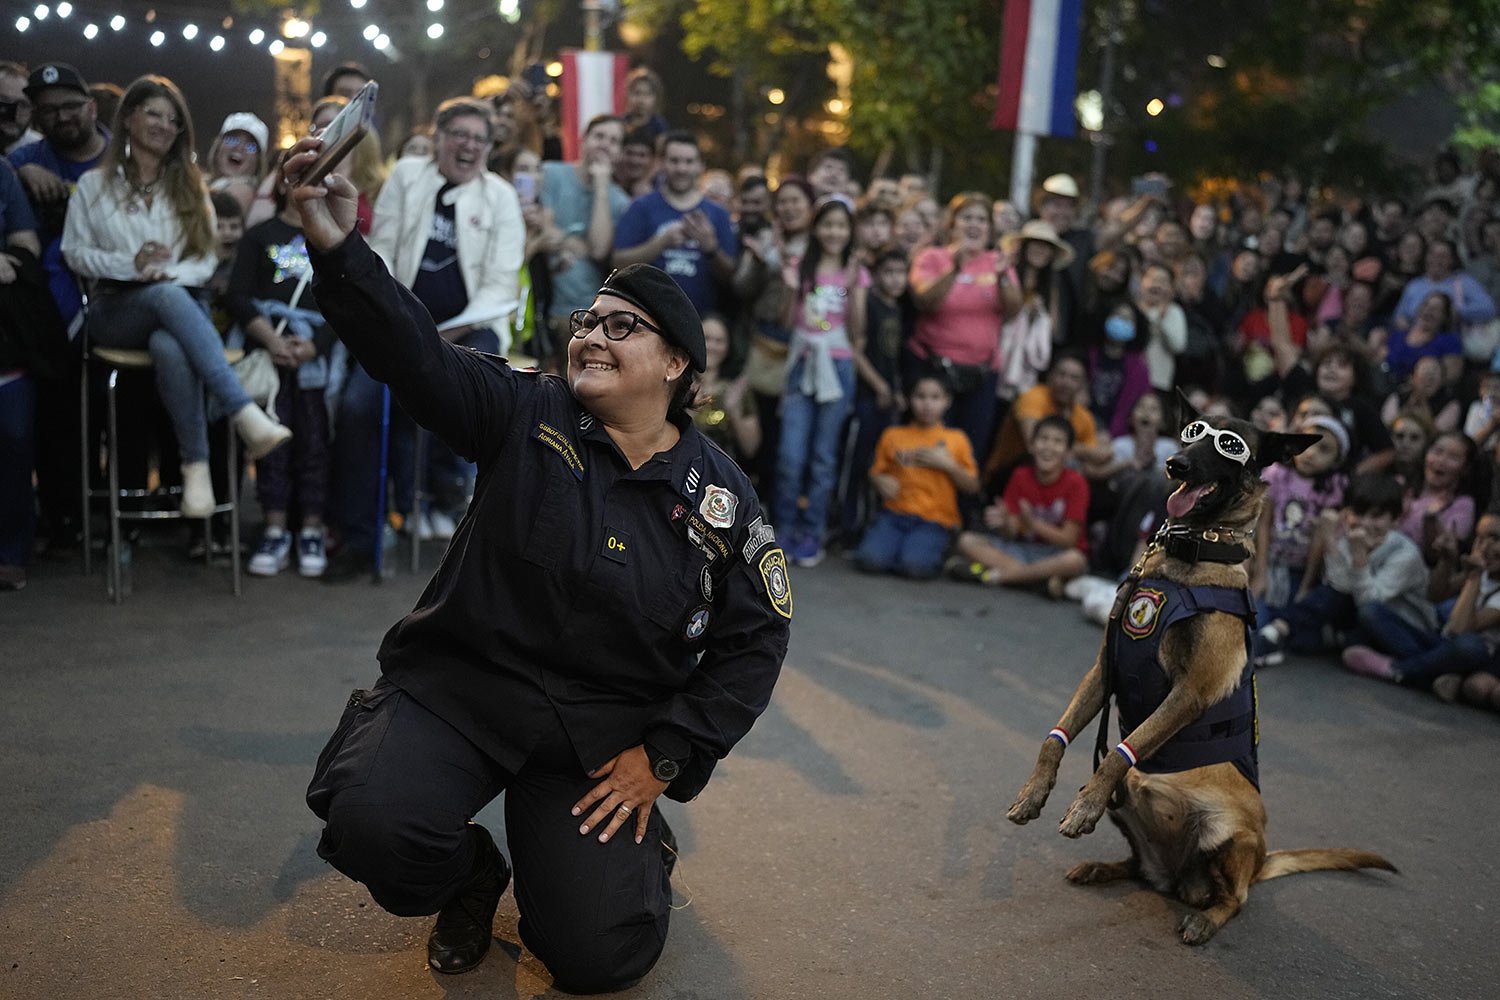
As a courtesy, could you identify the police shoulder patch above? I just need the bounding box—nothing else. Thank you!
[1122,587,1166,639]
[758,547,793,620]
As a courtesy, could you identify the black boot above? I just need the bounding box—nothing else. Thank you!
[427,823,510,975]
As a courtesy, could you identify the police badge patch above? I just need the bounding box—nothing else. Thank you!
[758,548,793,620]
[1122,587,1166,639]
[700,484,738,528]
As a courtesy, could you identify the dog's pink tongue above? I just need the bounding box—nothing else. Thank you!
[1167,482,1212,519]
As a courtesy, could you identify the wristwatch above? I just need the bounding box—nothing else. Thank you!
[644,741,686,783]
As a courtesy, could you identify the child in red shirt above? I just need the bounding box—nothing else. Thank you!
[952,414,1089,587]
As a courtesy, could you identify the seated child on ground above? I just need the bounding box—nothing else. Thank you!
[951,414,1089,588]
[1251,414,1349,609]
[1256,474,1434,664]
[854,374,979,579]
[1341,511,1500,699]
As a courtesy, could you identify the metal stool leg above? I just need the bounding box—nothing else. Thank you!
[228,418,241,595]
[79,350,92,577]
[106,369,123,604]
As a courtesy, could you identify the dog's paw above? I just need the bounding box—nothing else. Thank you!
[1006,782,1052,825]
[1058,794,1106,839]
[1178,911,1219,946]
[1065,860,1129,885]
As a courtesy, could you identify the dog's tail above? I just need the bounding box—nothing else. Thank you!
[1256,848,1397,883]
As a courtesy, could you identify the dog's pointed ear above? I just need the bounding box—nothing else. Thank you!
[1175,387,1201,431]
[1256,431,1323,470]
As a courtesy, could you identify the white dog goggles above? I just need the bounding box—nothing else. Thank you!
[1180,419,1250,465]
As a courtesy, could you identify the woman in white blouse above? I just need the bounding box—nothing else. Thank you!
[62,75,289,516]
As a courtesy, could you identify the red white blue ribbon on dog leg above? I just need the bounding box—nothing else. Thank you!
[1047,727,1071,748]
[1114,741,1139,767]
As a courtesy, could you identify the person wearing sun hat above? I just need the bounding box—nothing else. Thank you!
[997,219,1077,397]
[283,135,790,991]
[1034,172,1094,340]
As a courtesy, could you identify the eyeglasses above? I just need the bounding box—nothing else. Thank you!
[140,107,184,132]
[221,134,259,155]
[569,308,662,341]
[442,127,490,148]
[35,99,88,122]
[1181,419,1250,465]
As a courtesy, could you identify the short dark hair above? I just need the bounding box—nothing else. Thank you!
[209,189,243,220]
[738,174,769,195]
[621,125,655,151]
[810,147,855,174]
[321,63,371,97]
[1046,349,1087,377]
[1033,413,1076,447]
[1343,474,1405,517]
[874,247,909,270]
[434,97,493,139]
[660,129,700,154]
[909,372,953,398]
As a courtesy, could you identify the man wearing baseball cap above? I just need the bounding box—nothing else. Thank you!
[1034,172,1092,341]
[9,62,110,547]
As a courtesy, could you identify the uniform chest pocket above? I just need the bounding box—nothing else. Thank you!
[521,473,580,570]
[645,562,701,632]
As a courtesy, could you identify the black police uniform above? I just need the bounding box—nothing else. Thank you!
[303,234,791,992]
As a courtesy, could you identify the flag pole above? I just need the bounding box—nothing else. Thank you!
[1010,130,1037,219]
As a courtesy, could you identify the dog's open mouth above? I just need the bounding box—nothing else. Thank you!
[1166,481,1217,519]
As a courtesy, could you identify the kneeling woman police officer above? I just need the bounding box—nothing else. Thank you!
[286,140,791,993]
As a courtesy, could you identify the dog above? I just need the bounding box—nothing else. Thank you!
[1006,393,1395,944]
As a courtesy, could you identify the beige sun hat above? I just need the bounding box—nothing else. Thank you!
[1001,219,1076,270]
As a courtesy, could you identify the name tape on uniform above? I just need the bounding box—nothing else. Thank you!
[741,516,775,563]
[533,421,585,480]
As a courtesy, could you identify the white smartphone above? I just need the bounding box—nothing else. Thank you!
[298,81,378,186]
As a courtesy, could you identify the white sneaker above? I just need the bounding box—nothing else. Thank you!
[248,528,292,576]
[407,512,435,541]
[233,403,293,461]
[427,510,457,540]
[296,528,328,577]
[181,462,216,517]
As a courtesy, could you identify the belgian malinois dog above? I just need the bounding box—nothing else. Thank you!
[1007,394,1395,944]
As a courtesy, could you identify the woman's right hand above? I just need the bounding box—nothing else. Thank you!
[283,138,360,253]
[133,241,171,275]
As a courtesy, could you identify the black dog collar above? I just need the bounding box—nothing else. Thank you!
[1161,523,1252,565]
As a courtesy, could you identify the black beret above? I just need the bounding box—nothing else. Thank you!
[598,264,706,372]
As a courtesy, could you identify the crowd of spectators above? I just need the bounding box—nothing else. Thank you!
[2,53,1499,715]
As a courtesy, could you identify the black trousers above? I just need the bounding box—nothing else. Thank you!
[306,678,671,994]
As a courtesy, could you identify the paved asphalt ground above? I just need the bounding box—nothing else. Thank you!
[3,535,1498,1000]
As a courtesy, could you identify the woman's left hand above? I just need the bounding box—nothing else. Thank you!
[571,745,669,845]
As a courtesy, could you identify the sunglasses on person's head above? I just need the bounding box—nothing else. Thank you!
[570,308,662,341]
[1181,419,1250,465]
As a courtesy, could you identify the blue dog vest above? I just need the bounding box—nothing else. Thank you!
[1108,577,1259,789]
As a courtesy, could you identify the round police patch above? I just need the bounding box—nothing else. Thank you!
[683,605,711,642]
[1122,587,1165,640]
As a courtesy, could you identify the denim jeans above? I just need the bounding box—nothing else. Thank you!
[0,375,36,566]
[854,510,950,578]
[774,358,855,542]
[1356,602,1494,685]
[89,284,251,463]
[330,328,497,554]
[1273,584,1360,654]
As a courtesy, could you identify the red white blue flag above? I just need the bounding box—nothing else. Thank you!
[560,49,629,161]
[992,0,1083,137]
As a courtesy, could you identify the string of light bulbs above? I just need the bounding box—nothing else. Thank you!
[5,1,522,59]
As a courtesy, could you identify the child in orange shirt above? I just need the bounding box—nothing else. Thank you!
[854,374,980,578]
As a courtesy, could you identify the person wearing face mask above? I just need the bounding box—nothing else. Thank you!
[283,135,790,991]
[325,97,525,570]
[1085,302,1152,439]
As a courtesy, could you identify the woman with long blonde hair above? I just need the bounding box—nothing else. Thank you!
[61,75,289,516]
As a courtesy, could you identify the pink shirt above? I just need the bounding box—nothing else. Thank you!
[784,259,871,360]
[909,246,1007,368]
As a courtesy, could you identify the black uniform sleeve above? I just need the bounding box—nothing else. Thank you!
[224,226,265,331]
[308,231,523,463]
[645,482,791,802]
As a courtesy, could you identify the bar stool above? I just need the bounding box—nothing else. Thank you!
[79,332,245,603]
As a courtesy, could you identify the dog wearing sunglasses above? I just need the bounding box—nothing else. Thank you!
[1007,392,1394,944]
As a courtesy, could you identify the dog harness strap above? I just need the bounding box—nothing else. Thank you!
[1162,534,1252,565]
